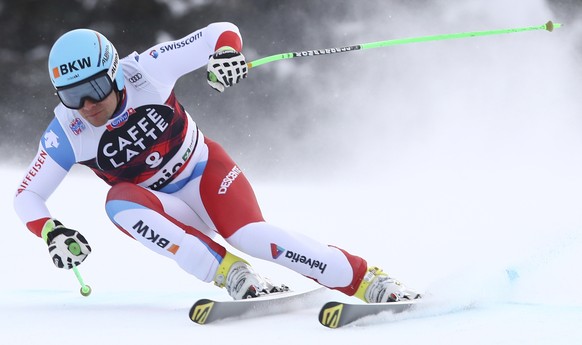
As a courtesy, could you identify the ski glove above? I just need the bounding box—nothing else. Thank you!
[207,46,248,92]
[41,219,92,269]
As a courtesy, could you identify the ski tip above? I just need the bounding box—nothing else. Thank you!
[189,299,215,325]
[318,301,345,329]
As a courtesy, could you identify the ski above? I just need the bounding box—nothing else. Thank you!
[189,288,326,325]
[318,300,419,328]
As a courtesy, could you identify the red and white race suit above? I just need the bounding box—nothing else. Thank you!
[14,22,367,295]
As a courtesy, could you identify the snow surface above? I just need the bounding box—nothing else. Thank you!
[3,0,582,343]
[2,162,582,344]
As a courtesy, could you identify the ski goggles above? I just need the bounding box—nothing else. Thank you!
[56,71,115,109]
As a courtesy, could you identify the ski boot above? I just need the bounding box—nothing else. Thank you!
[355,266,421,303]
[214,252,289,300]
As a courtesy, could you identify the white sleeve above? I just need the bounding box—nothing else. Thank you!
[14,116,76,236]
[136,22,242,86]
[14,143,69,236]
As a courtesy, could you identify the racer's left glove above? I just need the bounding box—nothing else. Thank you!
[207,46,248,92]
[41,219,92,269]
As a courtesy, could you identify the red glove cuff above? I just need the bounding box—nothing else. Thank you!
[215,30,242,52]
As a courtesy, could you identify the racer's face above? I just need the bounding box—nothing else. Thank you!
[77,91,118,127]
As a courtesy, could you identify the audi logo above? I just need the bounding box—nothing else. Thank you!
[129,73,143,83]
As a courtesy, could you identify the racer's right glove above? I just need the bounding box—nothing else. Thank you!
[207,46,248,92]
[41,219,92,269]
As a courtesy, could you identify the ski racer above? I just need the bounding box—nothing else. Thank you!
[13,22,420,302]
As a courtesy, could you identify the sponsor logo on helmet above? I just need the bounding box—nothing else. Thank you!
[108,51,119,81]
[149,50,159,59]
[69,118,86,135]
[52,57,91,79]
[101,44,111,66]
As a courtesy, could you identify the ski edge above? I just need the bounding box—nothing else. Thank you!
[189,288,327,325]
[318,300,420,329]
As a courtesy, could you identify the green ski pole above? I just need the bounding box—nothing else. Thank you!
[72,264,92,297]
[247,21,561,69]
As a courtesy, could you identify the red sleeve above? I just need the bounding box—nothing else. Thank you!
[27,217,51,238]
[214,30,242,52]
